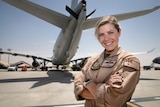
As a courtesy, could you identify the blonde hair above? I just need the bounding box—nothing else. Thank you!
[95,16,120,36]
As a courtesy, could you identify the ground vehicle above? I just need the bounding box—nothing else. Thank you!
[7,66,17,71]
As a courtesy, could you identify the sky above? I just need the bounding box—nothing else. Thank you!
[0,0,160,67]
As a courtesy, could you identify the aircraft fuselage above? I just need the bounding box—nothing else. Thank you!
[52,1,86,65]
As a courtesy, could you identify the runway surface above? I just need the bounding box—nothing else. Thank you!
[0,69,159,107]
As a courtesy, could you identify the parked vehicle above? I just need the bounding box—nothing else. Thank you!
[7,66,17,71]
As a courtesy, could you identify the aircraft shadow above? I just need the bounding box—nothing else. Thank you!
[1,73,158,89]
[31,70,73,88]
[0,70,73,88]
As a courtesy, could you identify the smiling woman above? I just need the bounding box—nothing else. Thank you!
[74,16,140,107]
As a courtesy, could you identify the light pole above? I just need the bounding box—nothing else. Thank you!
[7,48,11,64]
[0,48,2,61]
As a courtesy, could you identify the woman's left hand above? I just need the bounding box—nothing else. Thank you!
[106,73,123,88]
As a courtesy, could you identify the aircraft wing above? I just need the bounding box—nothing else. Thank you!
[0,51,52,62]
[3,0,70,30]
[83,6,160,30]
[131,48,156,55]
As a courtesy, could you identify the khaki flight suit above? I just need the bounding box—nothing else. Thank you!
[74,46,140,107]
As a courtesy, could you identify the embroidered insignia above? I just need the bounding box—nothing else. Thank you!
[91,60,100,71]
[101,60,116,68]
[123,58,140,70]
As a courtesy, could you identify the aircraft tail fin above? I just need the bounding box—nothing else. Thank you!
[147,48,156,53]
[66,6,78,19]
[67,0,90,19]
[71,0,78,10]
[86,9,96,19]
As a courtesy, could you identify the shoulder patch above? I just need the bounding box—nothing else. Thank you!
[123,58,140,70]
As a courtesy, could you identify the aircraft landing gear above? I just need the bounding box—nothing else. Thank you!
[41,67,48,71]
[56,65,59,70]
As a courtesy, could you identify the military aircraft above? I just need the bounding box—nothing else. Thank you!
[153,57,160,64]
[143,56,160,70]
[1,0,160,70]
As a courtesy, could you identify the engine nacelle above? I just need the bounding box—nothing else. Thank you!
[32,59,40,67]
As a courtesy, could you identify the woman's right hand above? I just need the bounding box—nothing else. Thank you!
[80,88,95,99]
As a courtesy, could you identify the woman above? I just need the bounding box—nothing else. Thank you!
[74,16,140,107]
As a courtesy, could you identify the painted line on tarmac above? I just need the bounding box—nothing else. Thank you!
[126,102,139,107]
[54,105,84,107]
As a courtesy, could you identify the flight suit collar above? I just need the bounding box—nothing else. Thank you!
[100,46,122,58]
[98,46,122,68]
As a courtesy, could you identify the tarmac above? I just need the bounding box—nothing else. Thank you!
[0,69,159,107]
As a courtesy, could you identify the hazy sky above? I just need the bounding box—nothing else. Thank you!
[0,0,160,66]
